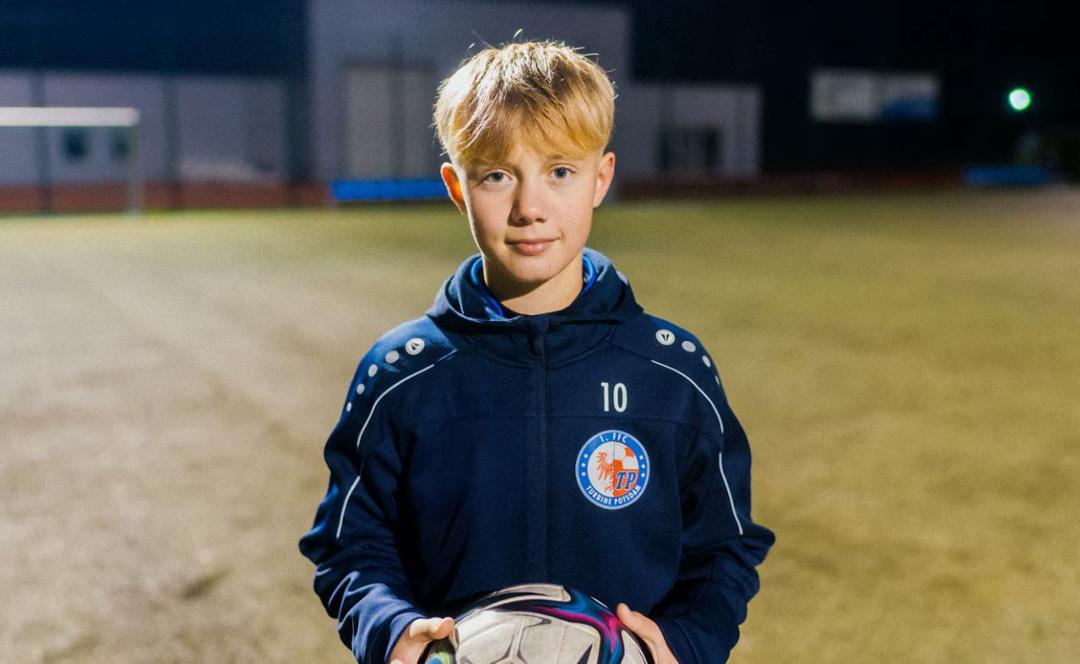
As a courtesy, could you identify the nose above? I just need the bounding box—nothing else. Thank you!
[511,177,546,226]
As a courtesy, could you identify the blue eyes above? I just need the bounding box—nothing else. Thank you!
[481,168,573,183]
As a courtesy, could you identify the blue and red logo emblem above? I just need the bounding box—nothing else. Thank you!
[576,430,649,509]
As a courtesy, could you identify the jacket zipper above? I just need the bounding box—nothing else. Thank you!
[537,329,549,581]
[526,316,550,581]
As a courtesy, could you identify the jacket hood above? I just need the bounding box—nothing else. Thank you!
[426,247,643,365]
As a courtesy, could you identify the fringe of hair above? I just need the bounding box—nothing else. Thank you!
[433,40,615,167]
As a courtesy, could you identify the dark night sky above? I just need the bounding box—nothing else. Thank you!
[1,0,1078,171]
[0,1,307,75]
[3,1,1073,77]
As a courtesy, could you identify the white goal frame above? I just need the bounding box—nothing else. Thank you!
[0,106,143,214]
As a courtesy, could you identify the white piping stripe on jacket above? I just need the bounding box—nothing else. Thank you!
[336,477,362,539]
[354,363,437,452]
[649,359,744,536]
[718,451,742,535]
[336,362,436,540]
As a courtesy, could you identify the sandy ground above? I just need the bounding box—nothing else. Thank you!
[2,191,1079,663]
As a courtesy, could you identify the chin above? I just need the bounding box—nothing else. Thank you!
[503,261,560,285]
[497,251,568,285]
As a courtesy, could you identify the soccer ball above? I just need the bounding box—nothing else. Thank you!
[422,583,649,664]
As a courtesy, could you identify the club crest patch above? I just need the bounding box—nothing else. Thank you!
[576,430,649,510]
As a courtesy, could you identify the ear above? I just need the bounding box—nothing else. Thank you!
[592,151,616,208]
[440,162,467,215]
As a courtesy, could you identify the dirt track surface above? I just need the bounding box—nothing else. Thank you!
[0,207,469,663]
[2,192,1080,663]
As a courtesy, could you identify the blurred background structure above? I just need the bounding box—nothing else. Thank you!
[1,0,762,212]
[2,0,1076,213]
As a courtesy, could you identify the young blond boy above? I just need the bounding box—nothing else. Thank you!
[299,40,774,664]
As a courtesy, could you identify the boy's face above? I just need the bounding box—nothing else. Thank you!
[441,145,615,298]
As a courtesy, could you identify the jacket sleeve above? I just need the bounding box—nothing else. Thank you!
[651,367,775,664]
[298,360,427,664]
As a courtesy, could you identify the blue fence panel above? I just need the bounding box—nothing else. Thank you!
[331,178,446,202]
[964,165,1054,187]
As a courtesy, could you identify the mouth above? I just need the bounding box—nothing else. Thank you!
[507,238,557,256]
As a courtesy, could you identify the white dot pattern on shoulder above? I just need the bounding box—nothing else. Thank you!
[405,337,425,355]
[345,402,352,412]
[715,375,721,384]
[385,350,400,364]
[356,383,366,395]
[367,364,378,377]
[655,329,675,346]
[681,340,697,353]
[702,355,712,367]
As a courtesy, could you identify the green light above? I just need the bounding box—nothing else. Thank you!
[1008,88,1032,112]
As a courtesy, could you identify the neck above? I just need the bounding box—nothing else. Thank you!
[484,252,584,315]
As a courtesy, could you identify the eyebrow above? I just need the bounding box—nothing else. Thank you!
[469,154,582,171]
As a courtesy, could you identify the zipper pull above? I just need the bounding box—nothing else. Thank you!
[525,316,549,355]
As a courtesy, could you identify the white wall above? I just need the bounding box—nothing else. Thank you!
[2,1,762,190]
[340,65,441,179]
[617,83,761,179]
[0,71,286,186]
[0,71,38,185]
[175,77,287,182]
[41,72,168,183]
[307,0,633,182]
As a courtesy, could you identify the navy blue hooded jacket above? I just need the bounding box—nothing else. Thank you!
[298,247,774,664]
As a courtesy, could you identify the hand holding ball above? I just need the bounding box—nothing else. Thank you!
[420,583,650,663]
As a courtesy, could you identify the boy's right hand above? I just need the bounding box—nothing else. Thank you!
[388,616,455,664]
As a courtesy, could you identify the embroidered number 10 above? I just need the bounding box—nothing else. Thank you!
[601,382,628,413]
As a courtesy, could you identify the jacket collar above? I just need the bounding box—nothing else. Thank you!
[426,247,643,366]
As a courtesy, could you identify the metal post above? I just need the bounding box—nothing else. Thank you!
[30,72,53,214]
[162,76,182,209]
[126,121,144,215]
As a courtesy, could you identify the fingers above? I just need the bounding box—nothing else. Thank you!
[616,603,662,643]
[391,617,456,664]
[407,615,456,641]
[430,616,455,640]
[616,602,657,660]
[618,603,680,664]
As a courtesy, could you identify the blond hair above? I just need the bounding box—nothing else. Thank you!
[433,40,615,167]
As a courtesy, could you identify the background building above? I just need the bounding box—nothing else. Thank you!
[308,0,759,185]
[0,0,1076,211]
[0,0,762,211]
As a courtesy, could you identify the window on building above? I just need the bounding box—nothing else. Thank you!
[110,128,131,162]
[657,126,722,177]
[62,128,90,162]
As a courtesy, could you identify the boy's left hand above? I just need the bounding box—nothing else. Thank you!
[616,603,680,664]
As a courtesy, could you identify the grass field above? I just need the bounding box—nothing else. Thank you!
[2,189,1079,663]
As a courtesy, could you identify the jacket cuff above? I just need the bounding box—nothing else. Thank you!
[382,609,429,664]
[652,616,698,664]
